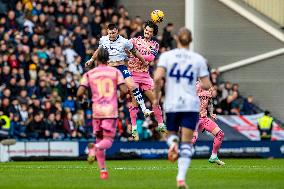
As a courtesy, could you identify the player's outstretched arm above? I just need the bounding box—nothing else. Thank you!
[85,48,99,68]
[77,86,87,99]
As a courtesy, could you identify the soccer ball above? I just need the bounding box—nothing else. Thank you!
[151,10,164,23]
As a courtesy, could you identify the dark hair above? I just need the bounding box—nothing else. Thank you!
[264,110,270,115]
[97,47,109,63]
[144,20,158,36]
[107,23,118,30]
[177,27,192,46]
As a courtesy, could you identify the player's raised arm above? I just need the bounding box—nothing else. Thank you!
[85,48,99,68]
[77,71,90,99]
[76,85,87,99]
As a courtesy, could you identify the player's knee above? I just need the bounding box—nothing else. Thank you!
[103,136,114,149]
[125,78,136,90]
[179,144,194,158]
[216,130,224,141]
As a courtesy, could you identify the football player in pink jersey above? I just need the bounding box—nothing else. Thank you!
[192,81,225,165]
[77,48,127,179]
[127,20,166,140]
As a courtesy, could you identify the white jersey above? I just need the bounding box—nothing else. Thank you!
[158,48,209,112]
[99,35,133,62]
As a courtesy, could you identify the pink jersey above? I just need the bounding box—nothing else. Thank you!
[80,65,125,119]
[196,82,213,118]
[128,36,159,72]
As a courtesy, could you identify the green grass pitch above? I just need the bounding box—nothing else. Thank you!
[0,159,283,189]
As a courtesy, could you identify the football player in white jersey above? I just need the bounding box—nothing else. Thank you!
[154,27,212,189]
[85,24,153,122]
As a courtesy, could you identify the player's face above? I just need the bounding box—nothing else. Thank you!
[108,28,118,41]
[144,26,154,40]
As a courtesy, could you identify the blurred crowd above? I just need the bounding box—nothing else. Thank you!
[0,0,256,141]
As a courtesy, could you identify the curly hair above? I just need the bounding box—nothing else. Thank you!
[144,20,158,36]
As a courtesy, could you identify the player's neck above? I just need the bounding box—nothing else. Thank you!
[98,63,107,66]
[144,37,151,41]
[109,35,119,42]
[177,45,190,49]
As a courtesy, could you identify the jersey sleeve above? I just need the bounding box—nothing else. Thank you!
[98,37,104,48]
[157,52,168,69]
[124,39,134,51]
[150,42,159,57]
[117,70,125,86]
[198,56,209,77]
[80,73,89,87]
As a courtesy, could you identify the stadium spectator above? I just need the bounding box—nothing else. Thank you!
[161,23,174,49]
[117,111,131,141]
[26,112,47,139]
[241,95,257,115]
[10,113,26,139]
[53,111,65,139]
[220,81,232,101]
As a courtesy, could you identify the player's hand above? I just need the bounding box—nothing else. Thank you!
[85,59,94,68]
[125,49,131,57]
[211,114,217,120]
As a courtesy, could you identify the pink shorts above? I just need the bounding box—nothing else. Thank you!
[92,118,117,137]
[131,71,154,91]
[197,117,219,133]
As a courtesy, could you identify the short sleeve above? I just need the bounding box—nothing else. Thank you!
[117,70,125,85]
[80,73,89,87]
[198,56,209,77]
[124,39,134,51]
[157,52,168,69]
[152,42,159,57]
[98,37,103,48]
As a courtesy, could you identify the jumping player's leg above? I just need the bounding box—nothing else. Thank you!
[116,65,152,117]
[125,76,153,116]
[129,96,139,140]
[201,117,225,165]
[144,89,166,132]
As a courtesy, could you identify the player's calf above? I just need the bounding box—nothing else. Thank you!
[87,143,96,164]
[209,130,225,166]
[167,135,179,162]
